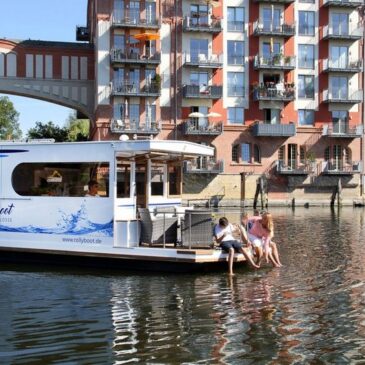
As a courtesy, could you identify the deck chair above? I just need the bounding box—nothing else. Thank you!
[138,208,178,245]
[181,210,214,248]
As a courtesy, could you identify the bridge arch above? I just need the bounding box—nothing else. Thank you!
[0,39,95,120]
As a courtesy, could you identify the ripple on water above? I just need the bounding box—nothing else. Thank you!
[0,207,365,364]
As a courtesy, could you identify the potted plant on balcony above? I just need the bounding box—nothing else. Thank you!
[152,74,161,91]
[305,151,316,171]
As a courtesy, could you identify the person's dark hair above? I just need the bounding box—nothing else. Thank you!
[218,217,228,227]
[88,180,98,189]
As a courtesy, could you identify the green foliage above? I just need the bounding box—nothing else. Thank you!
[27,121,69,142]
[0,96,22,139]
[27,112,90,142]
[65,112,89,141]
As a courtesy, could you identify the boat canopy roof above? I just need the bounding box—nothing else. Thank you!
[113,140,214,161]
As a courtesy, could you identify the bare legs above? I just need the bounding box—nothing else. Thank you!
[240,247,260,269]
[228,247,234,276]
[269,241,282,267]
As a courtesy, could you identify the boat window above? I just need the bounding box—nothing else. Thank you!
[151,165,164,196]
[168,165,181,196]
[12,162,109,197]
[117,162,131,198]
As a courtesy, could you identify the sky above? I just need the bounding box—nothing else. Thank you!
[0,0,88,135]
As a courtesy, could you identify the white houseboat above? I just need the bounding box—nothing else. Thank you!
[0,139,245,272]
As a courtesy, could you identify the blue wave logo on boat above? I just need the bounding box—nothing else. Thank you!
[0,204,113,237]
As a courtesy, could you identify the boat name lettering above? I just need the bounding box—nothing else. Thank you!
[0,203,14,215]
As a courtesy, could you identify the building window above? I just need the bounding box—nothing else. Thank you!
[227,72,245,97]
[332,111,348,133]
[232,144,239,163]
[299,11,315,36]
[253,145,261,163]
[300,146,306,164]
[227,41,244,65]
[227,7,244,32]
[227,107,244,124]
[330,76,348,99]
[190,38,209,63]
[330,46,348,68]
[298,44,314,69]
[298,75,314,99]
[190,4,208,26]
[129,104,140,127]
[298,110,314,126]
[331,13,349,36]
[262,7,282,31]
[241,143,251,163]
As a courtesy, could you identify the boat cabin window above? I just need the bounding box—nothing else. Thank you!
[151,165,164,196]
[168,165,181,196]
[12,162,110,197]
[117,162,131,198]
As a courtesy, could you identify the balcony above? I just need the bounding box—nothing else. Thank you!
[183,84,223,99]
[111,82,161,97]
[253,21,295,37]
[253,84,295,102]
[322,124,363,138]
[183,16,222,33]
[252,123,296,137]
[276,160,314,175]
[322,89,363,104]
[254,55,295,70]
[321,161,362,175]
[183,53,223,69]
[111,49,161,66]
[184,159,224,174]
[323,0,363,7]
[112,12,160,29]
[322,24,363,40]
[76,26,90,41]
[323,59,362,73]
[111,119,161,135]
[183,120,223,135]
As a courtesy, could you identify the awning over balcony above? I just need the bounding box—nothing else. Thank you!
[133,33,160,41]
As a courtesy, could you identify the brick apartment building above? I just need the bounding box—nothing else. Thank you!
[1,0,364,205]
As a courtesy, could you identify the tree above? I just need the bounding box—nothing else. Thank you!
[0,96,22,139]
[27,121,69,142]
[65,112,89,141]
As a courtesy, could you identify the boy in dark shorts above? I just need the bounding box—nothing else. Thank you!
[214,217,259,275]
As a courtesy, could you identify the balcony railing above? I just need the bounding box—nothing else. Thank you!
[184,159,224,174]
[183,85,223,99]
[183,16,222,33]
[253,84,295,102]
[112,82,161,97]
[111,49,161,65]
[323,0,363,7]
[321,160,362,175]
[322,89,363,104]
[112,11,160,29]
[253,21,295,37]
[111,119,161,134]
[323,24,363,40]
[254,55,295,70]
[183,120,223,135]
[323,59,362,73]
[252,123,296,137]
[276,160,314,175]
[322,124,363,138]
[227,86,245,97]
[183,53,223,68]
[227,21,245,32]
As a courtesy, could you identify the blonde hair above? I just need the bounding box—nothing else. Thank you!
[261,212,274,235]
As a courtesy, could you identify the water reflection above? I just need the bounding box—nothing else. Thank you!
[0,208,364,364]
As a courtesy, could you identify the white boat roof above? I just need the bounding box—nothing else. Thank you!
[0,139,214,160]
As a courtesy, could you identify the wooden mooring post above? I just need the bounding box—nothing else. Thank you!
[253,176,268,210]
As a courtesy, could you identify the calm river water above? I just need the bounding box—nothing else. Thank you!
[1,207,365,364]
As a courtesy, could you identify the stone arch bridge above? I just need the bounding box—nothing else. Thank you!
[0,39,95,120]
